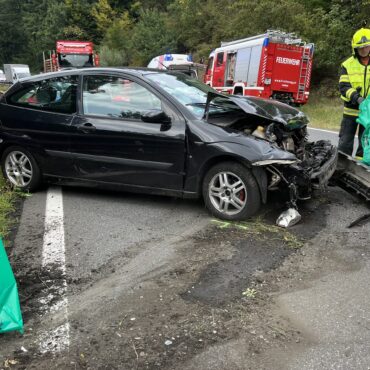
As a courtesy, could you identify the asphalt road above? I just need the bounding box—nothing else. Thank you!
[2,127,369,369]
[308,127,339,144]
[62,189,208,280]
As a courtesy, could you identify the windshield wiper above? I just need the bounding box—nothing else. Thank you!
[185,102,206,106]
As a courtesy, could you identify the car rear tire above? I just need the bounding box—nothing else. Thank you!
[203,162,261,221]
[1,146,42,192]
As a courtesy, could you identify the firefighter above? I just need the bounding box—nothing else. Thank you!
[339,27,370,157]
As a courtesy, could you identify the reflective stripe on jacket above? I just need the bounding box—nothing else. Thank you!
[339,56,370,117]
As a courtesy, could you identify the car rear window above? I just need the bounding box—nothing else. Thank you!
[7,75,78,114]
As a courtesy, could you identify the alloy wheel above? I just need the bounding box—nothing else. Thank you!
[208,171,247,216]
[4,151,33,188]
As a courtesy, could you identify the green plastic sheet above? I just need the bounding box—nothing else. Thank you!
[0,239,23,334]
[357,96,370,166]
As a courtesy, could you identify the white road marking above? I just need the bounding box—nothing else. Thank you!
[39,187,70,354]
[309,127,358,138]
[309,127,338,134]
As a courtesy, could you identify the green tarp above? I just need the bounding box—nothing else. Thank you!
[357,96,370,166]
[0,239,23,334]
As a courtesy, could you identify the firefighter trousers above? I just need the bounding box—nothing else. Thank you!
[338,115,364,157]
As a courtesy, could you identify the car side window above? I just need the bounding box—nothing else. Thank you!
[8,75,78,114]
[82,75,162,119]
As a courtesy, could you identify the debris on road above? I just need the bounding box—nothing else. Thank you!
[276,208,302,228]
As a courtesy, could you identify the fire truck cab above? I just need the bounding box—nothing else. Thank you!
[204,30,314,105]
[43,41,100,73]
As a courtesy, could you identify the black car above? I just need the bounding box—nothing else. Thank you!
[0,68,337,220]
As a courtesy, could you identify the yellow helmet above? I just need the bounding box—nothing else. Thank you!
[352,28,370,53]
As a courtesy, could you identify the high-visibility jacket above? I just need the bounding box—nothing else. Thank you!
[339,56,370,117]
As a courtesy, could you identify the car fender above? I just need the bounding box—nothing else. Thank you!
[185,139,294,201]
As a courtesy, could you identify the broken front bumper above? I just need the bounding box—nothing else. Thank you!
[334,151,370,200]
[310,144,338,189]
[267,141,338,200]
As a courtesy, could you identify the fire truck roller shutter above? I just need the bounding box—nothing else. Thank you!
[247,45,263,86]
[234,48,252,82]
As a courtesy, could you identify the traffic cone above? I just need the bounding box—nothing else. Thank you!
[0,239,23,334]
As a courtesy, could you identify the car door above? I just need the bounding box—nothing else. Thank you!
[0,75,78,177]
[70,73,186,190]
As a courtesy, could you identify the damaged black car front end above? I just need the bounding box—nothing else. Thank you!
[204,92,338,212]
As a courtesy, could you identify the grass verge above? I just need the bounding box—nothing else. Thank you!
[301,92,342,131]
[0,175,17,241]
[0,84,10,93]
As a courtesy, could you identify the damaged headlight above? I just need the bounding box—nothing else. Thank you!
[252,159,299,166]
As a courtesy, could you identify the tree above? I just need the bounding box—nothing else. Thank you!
[64,0,98,40]
[91,0,116,41]
[101,11,133,65]
[20,0,68,71]
[0,0,27,66]
[129,9,177,65]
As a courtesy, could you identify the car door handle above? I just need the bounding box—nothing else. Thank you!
[76,123,96,133]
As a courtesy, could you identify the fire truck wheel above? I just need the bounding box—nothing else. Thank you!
[1,146,42,192]
[202,162,261,221]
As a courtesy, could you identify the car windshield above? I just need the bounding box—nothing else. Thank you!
[147,73,221,118]
[58,53,93,68]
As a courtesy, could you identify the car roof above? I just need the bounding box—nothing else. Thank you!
[20,67,168,83]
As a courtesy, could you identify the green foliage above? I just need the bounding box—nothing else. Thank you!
[99,45,128,66]
[63,25,88,40]
[129,9,176,66]
[0,0,27,65]
[301,92,342,131]
[91,0,116,40]
[0,0,369,78]
[103,12,132,50]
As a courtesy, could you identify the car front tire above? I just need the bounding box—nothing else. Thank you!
[203,162,261,221]
[1,146,42,192]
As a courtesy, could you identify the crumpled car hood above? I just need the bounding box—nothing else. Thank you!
[204,92,308,129]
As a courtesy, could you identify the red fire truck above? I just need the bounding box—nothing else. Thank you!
[204,30,314,105]
[43,40,100,73]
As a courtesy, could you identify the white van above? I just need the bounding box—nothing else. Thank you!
[3,64,31,83]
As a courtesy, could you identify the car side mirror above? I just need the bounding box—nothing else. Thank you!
[140,110,171,125]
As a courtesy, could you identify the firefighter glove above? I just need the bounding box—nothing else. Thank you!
[358,97,365,105]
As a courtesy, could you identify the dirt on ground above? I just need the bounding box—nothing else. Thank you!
[1,186,366,370]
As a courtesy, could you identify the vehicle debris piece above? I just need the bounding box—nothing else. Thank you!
[334,151,370,200]
[4,359,18,368]
[0,239,24,334]
[276,208,302,228]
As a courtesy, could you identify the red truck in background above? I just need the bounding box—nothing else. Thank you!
[204,30,314,105]
[43,40,100,72]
